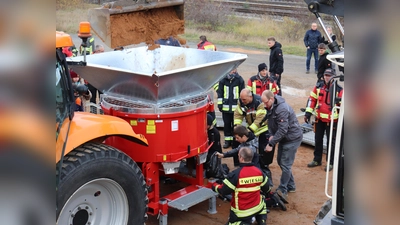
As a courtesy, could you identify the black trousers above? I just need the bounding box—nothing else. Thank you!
[222,112,234,142]
[258,131,275,187]
[314,120,337,165]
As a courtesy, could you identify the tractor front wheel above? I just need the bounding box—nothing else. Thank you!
[56,143,148,225]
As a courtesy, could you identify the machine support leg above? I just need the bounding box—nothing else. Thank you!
[207,195,217,214]
[159,199,168,225]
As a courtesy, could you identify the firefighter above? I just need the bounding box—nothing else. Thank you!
[217,68,245,149]
[247,63,279,184]
[305,68,343,171]
[212,146,269,225]
[197,35,216,51]
[79,36,95,55]
[247,63,279,96]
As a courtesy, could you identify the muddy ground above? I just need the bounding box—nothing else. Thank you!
[144,45,333,225]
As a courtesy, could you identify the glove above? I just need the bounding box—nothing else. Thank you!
[304,112,312,124]
[218,105,222,112]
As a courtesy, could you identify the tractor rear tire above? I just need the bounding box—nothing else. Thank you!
[56,143,148,225]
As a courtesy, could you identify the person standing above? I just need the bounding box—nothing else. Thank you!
[316,43,333,88]
[322,26,337,44]
[217,68,245,149]
[212,146,269,225]
[197,35,216,51]
[247,63,279,186]
[305,68,343,172]
[234,88,268,168]
[261,90,303,203]
[267,37,284,96]
[304,22,323,74]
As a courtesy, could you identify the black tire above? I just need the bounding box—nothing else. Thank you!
[56,143,148,225]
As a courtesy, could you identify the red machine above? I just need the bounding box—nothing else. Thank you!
[70,45,247,224]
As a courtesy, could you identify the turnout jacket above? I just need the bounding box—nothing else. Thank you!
[266,95,303,146]
[234,94,268,136]
[269,41,284,75]
[217,73,246,113]
[213,163,270,218]
[317,51,332,80]
[247,75,279,96]
[306,83,343,123]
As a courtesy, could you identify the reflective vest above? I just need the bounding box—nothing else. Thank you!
[217,75,245,113]
[233,94,268,136]
[213,164,268,218]
[306,84,343,123]
[247,75,279,96]
[197,41,216,51]
[79,37,95,55]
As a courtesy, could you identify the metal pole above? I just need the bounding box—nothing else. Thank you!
[333,15,344,36]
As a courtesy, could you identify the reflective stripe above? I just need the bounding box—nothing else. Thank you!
[223,178,236,190]
[310,91,318,99]
[236,186,261,192]
[213,83,219,90]
[256,109,266,116]
[319,113,329,119]
[249,123,258,132]
[233,86,239,100]
[217,98,223,104]
[237,106,243,114]
[234,119,243,125]
[231,105,238,110]
[305,107,313,113]
[252,81,257,94]
[254,125,269,136]
[239,176,263,185]
[225,136,234,141]
[231,199,265,217]
[224,85,229,99]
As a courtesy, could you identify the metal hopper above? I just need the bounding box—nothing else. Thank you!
[69,45,247,104]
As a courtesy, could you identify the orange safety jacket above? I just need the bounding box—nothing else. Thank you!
[306,83,343,123]
[247,75,279,96]
[197,41,217,51]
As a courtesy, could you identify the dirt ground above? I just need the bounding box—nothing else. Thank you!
[145,46,333,225]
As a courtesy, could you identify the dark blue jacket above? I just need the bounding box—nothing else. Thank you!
[304,29,322,49]
[155,36,181,47]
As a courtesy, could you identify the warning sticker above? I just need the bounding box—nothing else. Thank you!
[130,120,137,126]
[171,120,178,131]
[146,125,156,134]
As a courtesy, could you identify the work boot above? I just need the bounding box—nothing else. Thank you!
[223,141,231,149]
[324,164,333,172]
[271,192,287,211]
[307,161,322,167]
[306,70,310,74]
[276,189,289,204]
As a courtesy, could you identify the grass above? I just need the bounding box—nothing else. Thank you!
[56,2,306,56]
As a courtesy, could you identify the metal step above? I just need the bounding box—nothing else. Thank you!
[167,187,218,211]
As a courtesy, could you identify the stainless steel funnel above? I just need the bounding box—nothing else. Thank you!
[69,45,247,104]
